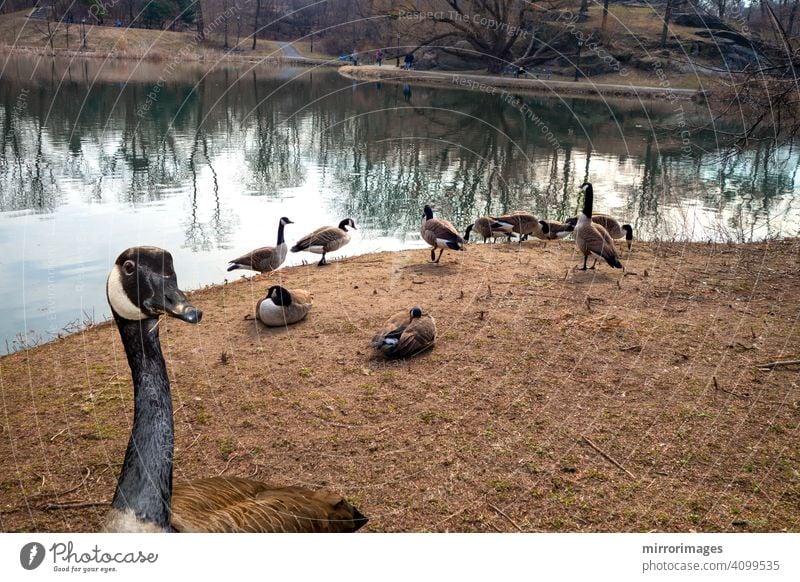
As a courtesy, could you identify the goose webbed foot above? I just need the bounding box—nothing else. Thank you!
[318,255,328,266]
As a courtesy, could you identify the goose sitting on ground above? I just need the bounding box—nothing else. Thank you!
[464,216,515,243]
[565,214,633,250]
[256,285,313,327]
[227,216,293,273]
[421,205,466,263]
[494,211,542,242]
[573,183,624,271]
[371,306,436,358]
[291,218,356,266]
[105,247,367,533]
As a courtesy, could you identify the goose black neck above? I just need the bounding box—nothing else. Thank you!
[581,185,594,218]
[338,219,349,231]
[111,316,174,531]
[277,221,286,245]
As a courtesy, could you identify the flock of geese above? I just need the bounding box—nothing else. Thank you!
[103,181,630,533]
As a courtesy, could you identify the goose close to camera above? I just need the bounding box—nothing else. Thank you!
[573,183,624,271]
[371,306,436,358]
[291,218,356,266]
[256,285,313,327]
[227,216,293,273]
[421,205,466,263]
[105,246,367,533]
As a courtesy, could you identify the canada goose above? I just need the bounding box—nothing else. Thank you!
[421,205,466,263]
[256,285,313,327]
[371,306,436,358]
[495,211,542,242]
[105,246,367,533]
[227,216,293,273]
[565,214,633,250]
[573,183,624,271]
[464,216,515,243]
[291,218,356,266]
[537,220,575,240]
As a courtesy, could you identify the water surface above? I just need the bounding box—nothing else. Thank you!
[1,54,797,351]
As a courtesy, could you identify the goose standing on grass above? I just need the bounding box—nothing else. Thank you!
[291,218,356,266]
[464,216,515,243]
[421,204,465,263]
[371,306,436,358]
[227,216,293,273]
[573,183,624,271]
[256,285,313,327]
[565,214,633,251]
[495,211,542,242]
[105,246,367,533]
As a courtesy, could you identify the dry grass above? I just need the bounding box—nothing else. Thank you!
[1,239,798,533]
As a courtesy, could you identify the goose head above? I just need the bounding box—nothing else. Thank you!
[266,285,293,306]
[579,182,593,195]
[410,306,423,318]
[338,218,357,231]
[464,223,474,241]
[538,220,550,235]
[423,205,434,220]
[564,217,578,227]
[106,246,202,324]
[279,216,294,226]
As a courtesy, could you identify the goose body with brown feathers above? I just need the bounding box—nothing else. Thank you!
[421,205,465,263]
[227,216,293,273]
[291,218,356,266]
[371,307,436,358]
[574,183,624,271]
[495,211,543,242]
[464,216,515,243]
[104,247,367,533]
[566,213,633,250]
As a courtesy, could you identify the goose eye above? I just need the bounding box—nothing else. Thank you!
[122,260,135,276]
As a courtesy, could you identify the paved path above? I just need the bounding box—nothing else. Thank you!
[278,42,304,59]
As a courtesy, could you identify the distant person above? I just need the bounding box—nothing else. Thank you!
[351,51,358,66]
[375,49,384,66]
[514,66,525,78]
[404,53,414,70]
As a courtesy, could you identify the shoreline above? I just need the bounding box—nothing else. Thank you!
[339,65,709,102]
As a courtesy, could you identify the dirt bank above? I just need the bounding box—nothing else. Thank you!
[1,239,798,532]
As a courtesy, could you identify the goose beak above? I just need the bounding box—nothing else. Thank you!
[145,278,203,324]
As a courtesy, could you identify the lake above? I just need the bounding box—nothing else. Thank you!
[0,54,797,352]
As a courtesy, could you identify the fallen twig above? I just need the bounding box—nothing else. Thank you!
[581,435,636,480]
[757,359,800,369]
[487,503,523,532]
[40,501,108,511]
[712,376,748,399]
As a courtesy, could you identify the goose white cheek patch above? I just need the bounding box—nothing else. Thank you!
[107,265,146,321]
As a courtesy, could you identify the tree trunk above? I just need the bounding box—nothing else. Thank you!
[252,0,261,50]
[660,0,673,48]
[602,0,610,31]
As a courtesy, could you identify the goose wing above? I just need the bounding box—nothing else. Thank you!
[591,215,623,239]
[578,223,622,267]
[228,246,277,271]
[171,477,367,533]
[392,314,436,357]
[371,310,411,347]
[422,218,464,248]
[292,226,343,251]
